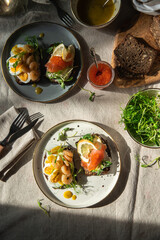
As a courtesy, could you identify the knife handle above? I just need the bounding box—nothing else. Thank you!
[0,145,4,154]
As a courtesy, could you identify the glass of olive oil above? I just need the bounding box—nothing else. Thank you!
[71,0,121,28]
[77,0,115,26]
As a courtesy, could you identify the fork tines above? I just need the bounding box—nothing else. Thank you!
[13,111,27,126]
[62,14,75,28]
[29,112,44,122]
[15,111,28,128]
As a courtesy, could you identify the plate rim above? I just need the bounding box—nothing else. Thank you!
[1,21,83,103]
[32,119,122,208]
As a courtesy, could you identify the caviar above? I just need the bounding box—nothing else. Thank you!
[89,63,112,86]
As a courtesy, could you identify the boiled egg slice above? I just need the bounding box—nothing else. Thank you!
[43,163,54,176]
[8,63,23,76]
[17,72,31,84]
[7,56,17,67]
[11,44,25,56]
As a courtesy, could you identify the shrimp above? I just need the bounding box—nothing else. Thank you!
[50,170,61,183]
[26,55,34,65]
[29,61,38,70]
[63,150,73,162]
[53,159,64,170]
[64,160,70,167]
[22,54,28,63]
[30,70,40,81]
[22,64,30,73]
[61,165,71,175]
[61,174,73,185]
[23,44,34,53]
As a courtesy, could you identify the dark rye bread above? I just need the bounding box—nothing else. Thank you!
[115,66,145,80]
[150,16,160,49]
[114,34,157,75]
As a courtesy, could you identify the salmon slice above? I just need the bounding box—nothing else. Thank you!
[45,56,73,73]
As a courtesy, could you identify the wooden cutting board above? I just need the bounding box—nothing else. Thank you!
[111,13,160,88]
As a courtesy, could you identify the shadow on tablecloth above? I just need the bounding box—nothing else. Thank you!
[91,123,131,208]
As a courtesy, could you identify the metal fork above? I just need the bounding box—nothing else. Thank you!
[0,111,27,147]
[50,0,75,28]
[27,112,44,140]
[28,112,44,123]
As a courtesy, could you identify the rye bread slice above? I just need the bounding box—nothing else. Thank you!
[114,34,157,74]
[150,16,160,49]
[115,66,145,80]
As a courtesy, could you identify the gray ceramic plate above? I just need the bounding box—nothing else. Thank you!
[1,22,83,102]
[33,120,121,208]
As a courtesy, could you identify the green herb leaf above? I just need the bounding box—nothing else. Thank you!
[57,128,76,141]
[78,85,96,102]
[25,35,38,50]
[80,133,94,142]
[46,43,61,54]
[37,199,50,217]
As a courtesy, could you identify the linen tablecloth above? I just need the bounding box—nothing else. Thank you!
[1,0,160,239]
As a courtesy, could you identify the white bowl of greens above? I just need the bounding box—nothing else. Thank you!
[121,88,160,148]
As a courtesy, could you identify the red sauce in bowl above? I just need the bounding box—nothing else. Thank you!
[87,61,114,89]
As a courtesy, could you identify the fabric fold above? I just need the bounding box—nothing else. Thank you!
[0,106,38,178]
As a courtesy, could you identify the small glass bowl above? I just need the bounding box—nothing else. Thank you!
[87,61,115,89]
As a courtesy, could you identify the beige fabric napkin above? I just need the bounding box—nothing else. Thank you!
[0,106,38,176]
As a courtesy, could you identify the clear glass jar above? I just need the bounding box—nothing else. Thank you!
[87,61,115,89]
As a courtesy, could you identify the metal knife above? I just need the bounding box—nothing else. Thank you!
[7,118,38,144]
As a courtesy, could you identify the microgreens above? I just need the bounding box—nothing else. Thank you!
[46,43,61,54]
[121,91,160,146]
[25,35,39,50]
[57,128,76,141]
[135,154,160,168]
[91,160,112,175]
[79,133,94,142]
[78,85,95,102]
[37,199,50,217]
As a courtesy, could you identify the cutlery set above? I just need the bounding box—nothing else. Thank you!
[0,111,43,155]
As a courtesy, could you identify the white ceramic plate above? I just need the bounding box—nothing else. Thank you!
[33,120,121,208]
